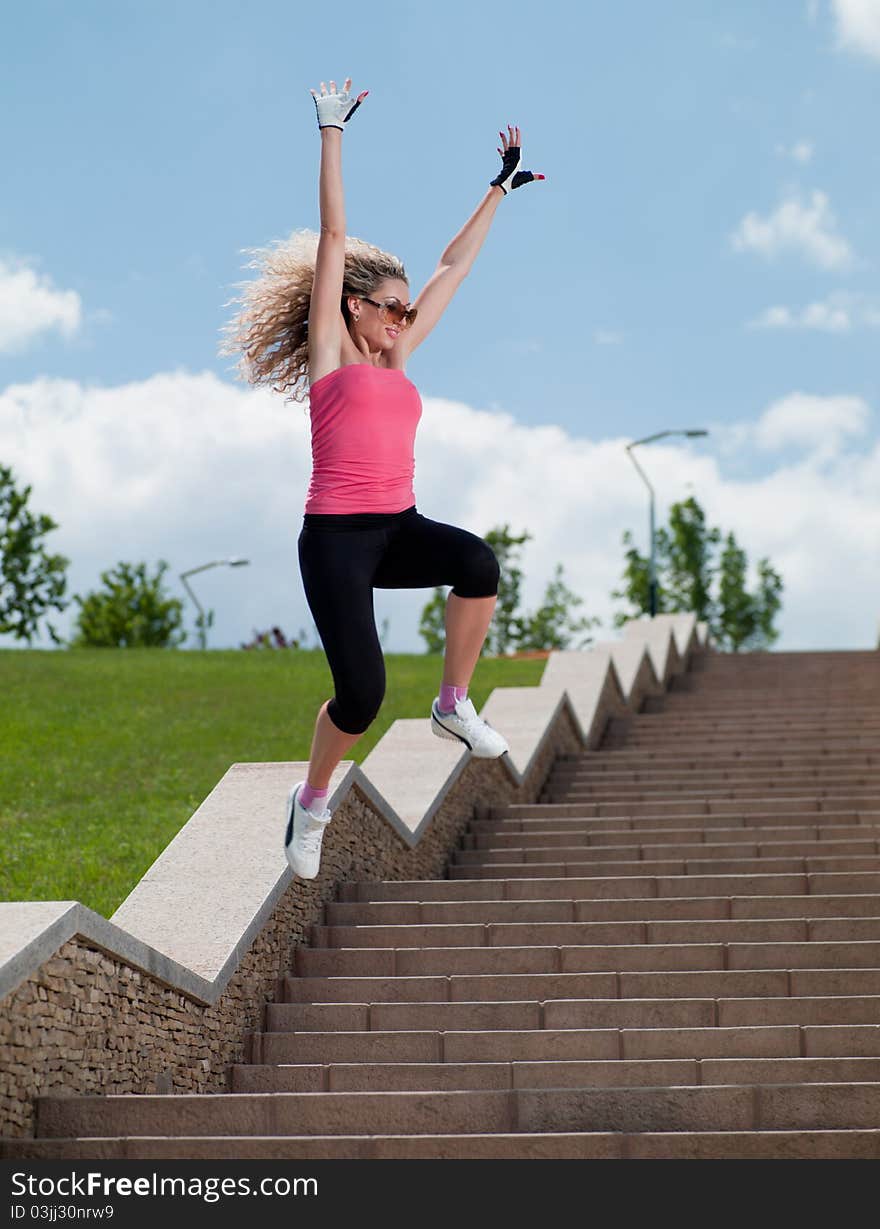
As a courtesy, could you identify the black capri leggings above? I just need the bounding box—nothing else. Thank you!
[297,504,500,735]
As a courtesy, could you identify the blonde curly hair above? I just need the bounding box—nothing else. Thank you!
[218,228,408,407]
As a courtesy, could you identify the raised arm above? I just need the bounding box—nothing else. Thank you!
[307,78,368,375]
[398,126,545,359]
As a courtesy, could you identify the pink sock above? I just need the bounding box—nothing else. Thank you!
[439,684,468,713]
[300,781,328,811]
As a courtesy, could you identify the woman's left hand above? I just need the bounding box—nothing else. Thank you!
[490,125,546,194]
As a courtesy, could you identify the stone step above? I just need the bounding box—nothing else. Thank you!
[606,731,880,744]
[337,870,880,902]
[555,766,880,783]
[610,736,880,751]
[545,768,880,786]
[34,1083,880,1137]
[562,752,880,771]
[454,841,880,866]
[600,737,880,752]
[539,796,880,812]
[620,716,880,731]
[659,695,880,707]
[308,917,880,950]
[230,1058,694,1092]
[262,999,880,1039]
[229,1055,880,1093]
[615,707,880,720]
[559,752,880,768]
[253,1017,880,1065]
[564,763,880,780]
[672,690,880,696]
[542,784,880,803]
[473,812,880,833]
[660,699,880,711]
[324,893,880,927]
[620,705,880,719]
[281,968,880,1004]
[295,939,880,977]
[449,856,880,880]
[546,767,880,786]
[653,704,880,715]
[8,1130,880,1160]
[490,796,880,819]
[474,816,880,835]
[602,727,880,741]
[465,826,880,849]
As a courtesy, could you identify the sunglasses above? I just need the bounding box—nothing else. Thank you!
[359,296,418,329]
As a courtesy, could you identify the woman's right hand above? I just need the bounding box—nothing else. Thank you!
[310,77,369,131]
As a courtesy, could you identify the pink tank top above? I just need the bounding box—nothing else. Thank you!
[304,364,423,514]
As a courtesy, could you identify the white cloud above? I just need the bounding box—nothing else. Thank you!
[750,391,870,456]
[594,330,623,346]
[1,373,878,655]
[748,301,849,332]
[775,140,814,163]
[831,0,880,60]
[0,258,83,354]
[747,291,880,332]
[730,191,854,270]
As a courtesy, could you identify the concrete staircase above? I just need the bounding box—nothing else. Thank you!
[18,649,880,1158]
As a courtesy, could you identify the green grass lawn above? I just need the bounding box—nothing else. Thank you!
[1,648,545,919]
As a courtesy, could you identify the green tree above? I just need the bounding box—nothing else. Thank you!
[419,588,447,654]
[611,496,719,628]
[418,526,600,655]
[662,497,720,619]
[70,560,186,648]
[754,558,784,648]
[610,528,659,628]
[483,525,532,656]
[418,525,532,655]
[715,533,783,652]
[514,562,600,650]
[0,462,69,644]
[612,497,784,649]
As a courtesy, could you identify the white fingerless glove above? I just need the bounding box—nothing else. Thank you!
[311,82,368,131]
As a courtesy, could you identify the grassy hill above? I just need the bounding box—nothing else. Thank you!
[1,648,545,918]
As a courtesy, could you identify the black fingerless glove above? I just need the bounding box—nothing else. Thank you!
[490,143,545,194]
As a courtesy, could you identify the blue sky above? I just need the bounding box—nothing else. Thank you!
[2,0,879,652]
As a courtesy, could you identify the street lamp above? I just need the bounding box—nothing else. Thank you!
[625,430,709,618]
[179,557,250,650]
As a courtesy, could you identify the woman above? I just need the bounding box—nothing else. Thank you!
[221,77,544,879]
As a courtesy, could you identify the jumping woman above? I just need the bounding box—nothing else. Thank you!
[221,76,544,879]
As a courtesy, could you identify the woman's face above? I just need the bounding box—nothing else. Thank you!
[350,278,412,349]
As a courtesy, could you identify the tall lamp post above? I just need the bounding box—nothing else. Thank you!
[625,430,709,618]
[180,557,250,650]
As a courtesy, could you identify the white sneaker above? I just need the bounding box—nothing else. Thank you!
[283,782,332,879]
[430,696,509,758]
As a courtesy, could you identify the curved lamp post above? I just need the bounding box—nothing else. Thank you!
[625,430,709,618]
[179,557,250,649]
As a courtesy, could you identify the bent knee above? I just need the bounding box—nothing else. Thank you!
[452,540,500,599]
[328,678,386,735]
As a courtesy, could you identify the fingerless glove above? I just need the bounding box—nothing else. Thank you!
[313,85,368,131]
[490,144,545,194]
